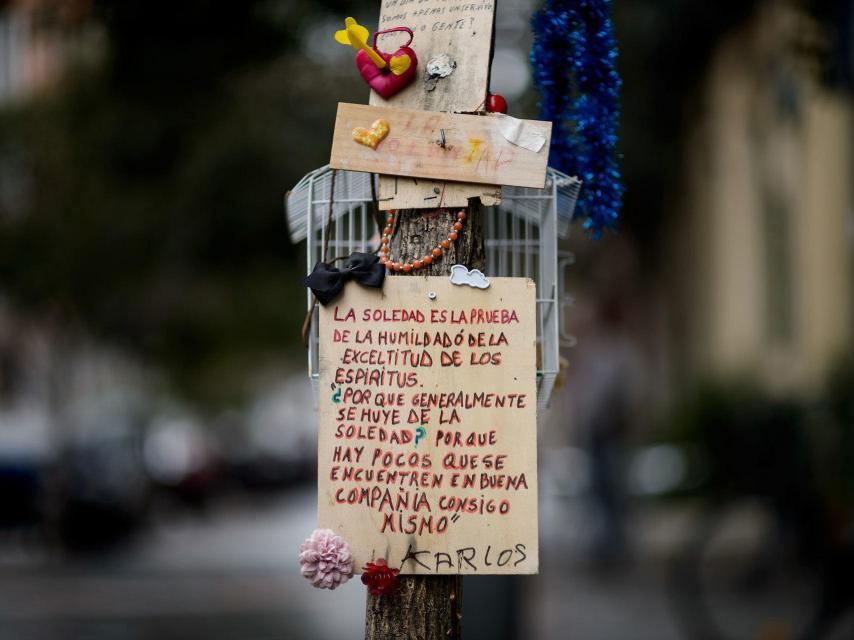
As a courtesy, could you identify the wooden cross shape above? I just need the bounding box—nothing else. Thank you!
[328,0,552,208]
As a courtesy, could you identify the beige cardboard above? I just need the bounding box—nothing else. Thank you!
[370,0,495,112]
[376,176,501,210]
[317,277,539,575]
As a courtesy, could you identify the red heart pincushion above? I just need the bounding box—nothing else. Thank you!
[356,27,418,99]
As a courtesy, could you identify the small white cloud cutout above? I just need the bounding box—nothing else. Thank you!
[449,265,490,289]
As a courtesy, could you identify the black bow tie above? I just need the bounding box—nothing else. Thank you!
[301,252,386,306]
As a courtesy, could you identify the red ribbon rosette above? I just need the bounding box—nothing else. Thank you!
[361,558,401,596]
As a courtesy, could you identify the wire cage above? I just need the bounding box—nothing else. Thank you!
[286,166,581,410]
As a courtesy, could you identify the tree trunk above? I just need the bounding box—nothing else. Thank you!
[364,202,485,640]
[365,575,461,640]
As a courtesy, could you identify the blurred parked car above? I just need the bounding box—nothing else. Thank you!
[56,389,151,549]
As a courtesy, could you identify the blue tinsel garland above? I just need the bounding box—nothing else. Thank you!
[531,0,623,237]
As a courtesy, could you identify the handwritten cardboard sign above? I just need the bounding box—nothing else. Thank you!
[318,277,539,575]
[330,103,551,189]
[370,0,495,113]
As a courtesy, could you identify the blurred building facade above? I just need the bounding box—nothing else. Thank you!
[669,1,854,396]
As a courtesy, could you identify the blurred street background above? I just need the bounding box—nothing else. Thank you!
[0,0,853,638]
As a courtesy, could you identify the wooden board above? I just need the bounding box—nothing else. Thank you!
[377,176,501,210]
[318,277,539,575]
[370,0,495,112]
[330,103,551,189]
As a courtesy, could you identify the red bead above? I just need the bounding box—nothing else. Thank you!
[457,211,467,220]
[413,260,422,269]
[486,93,508,114]
[394,263,403,272]
[432,248,442,257]
[440,240,450,249]
[383,227,392,236]
[423,255,433,265]
[386,262,394,270]
[453,222,463,231]
[449,232,458,241]
[401,263,411,273]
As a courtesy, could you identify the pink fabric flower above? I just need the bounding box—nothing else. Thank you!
[298,529,353,590]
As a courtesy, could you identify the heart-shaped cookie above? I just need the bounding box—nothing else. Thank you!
[352,119,389,149]
[356,27,418,99]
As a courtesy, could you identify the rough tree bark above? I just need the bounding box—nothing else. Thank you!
[364,202,485,640]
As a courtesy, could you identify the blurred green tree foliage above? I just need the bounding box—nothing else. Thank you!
[0,0,369,404]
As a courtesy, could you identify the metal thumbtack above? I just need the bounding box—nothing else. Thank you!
[428,291,437,300]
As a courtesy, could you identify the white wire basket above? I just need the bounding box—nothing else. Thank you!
[285,166,581,410]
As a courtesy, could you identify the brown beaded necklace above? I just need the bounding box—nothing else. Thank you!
[378,209,467,272]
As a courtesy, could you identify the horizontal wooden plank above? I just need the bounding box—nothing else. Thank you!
[330,103,551,189]
[377,175,501,210]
